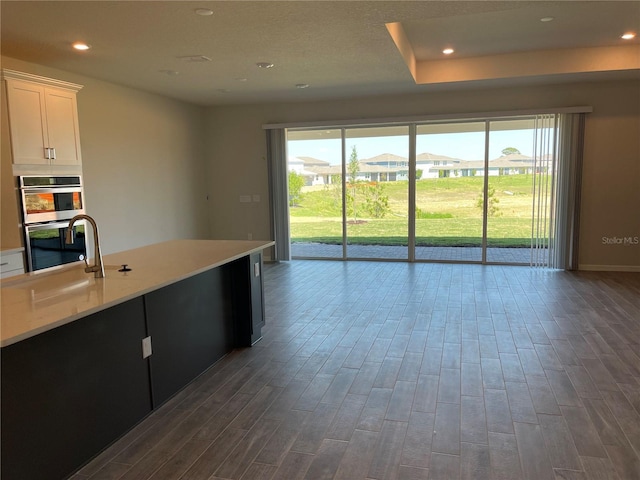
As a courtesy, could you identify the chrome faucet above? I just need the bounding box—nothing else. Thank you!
[66,214,105,278]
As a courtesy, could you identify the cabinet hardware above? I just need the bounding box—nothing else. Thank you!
[50,147,56,160]
[44,147,50,159]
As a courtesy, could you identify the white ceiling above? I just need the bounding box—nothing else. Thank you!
[2,1,639,106]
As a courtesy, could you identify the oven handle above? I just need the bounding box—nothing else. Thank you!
[25,219,87,232]
[21,187,83,195]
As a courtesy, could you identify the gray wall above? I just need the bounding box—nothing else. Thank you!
[1,57,210,255]
[205,79,640,270]
[2,55,638,270]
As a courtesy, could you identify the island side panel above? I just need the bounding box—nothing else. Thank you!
[144,267,234,408]
[230,252,266,347]
[0,297,151,480]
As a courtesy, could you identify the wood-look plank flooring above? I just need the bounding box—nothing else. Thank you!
[73,261,640,480]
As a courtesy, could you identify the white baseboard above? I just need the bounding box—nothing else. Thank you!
[579,264,640,272]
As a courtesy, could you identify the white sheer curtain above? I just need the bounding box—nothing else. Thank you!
[266,128,290,261]
[530,113,585,269]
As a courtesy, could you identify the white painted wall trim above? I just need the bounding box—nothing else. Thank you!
[579,264,640,272]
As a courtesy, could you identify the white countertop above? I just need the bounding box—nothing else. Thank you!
[0,239,274,347]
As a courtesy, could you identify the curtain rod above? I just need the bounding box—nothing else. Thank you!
[262,106,593,130]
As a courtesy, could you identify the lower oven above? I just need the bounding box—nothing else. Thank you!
[24,220,87,272]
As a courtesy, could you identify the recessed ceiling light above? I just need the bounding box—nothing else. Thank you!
[194,8,213,16]
[621,32,636,40]
[540,17,554,22]
[295,83,309,89]
[256,62,274,69]
[72,42,91,51]
[442,48,454,55]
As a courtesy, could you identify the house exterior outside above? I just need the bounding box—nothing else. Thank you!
[427,153,552,178]
[290,152,550,185]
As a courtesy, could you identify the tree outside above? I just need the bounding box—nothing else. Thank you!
[501,147,521,155]
[288,170,305,207]
[477,185,501,217]
[345,146,390,222]
[346,146,362,222]
[363,182,390,219]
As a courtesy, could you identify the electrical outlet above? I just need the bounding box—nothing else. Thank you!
[142,336,152,358]
[248,233,253,240]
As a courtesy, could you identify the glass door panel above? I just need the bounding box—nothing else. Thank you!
[415,122,487,262]
[286,129,343,258]
[344,126,409,259]
[486,118,549,264]
[287,117,552,265]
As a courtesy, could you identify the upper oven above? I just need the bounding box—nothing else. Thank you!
[19,175,85,224]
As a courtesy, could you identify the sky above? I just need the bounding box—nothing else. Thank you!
[288,129,539,164]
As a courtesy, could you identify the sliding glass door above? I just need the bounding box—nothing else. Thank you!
[345,126,409,259]
[284,112,570,266]
[415,122,486,262]
[287,129,343,258]
[286,126,409,260]
[486,118,545,264]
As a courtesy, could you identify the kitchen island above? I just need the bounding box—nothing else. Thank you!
[1,239,274,480]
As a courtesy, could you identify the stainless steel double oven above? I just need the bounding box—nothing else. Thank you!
[19,175,87,272]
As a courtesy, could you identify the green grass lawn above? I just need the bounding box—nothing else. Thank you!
[290,175,544,247]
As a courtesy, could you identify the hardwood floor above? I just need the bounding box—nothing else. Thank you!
[74,261,640,480]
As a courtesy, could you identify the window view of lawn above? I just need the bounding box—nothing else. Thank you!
[290,174,540,248]
[287,117,555,264]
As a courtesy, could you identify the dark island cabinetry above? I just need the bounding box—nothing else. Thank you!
[231,252,265,347]
[145,267,235,406]
[1,298,152,480]
[1,251,266,480]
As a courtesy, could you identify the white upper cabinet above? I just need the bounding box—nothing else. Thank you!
[44,88,82,166]
[3,70,83,169]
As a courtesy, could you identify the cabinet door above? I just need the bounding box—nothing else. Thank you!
[145,268,234,407]
[1,297,152,480]
[45,87,82,165]
[4,80,49,165]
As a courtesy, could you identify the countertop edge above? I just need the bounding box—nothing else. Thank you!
[1,240,275,348]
